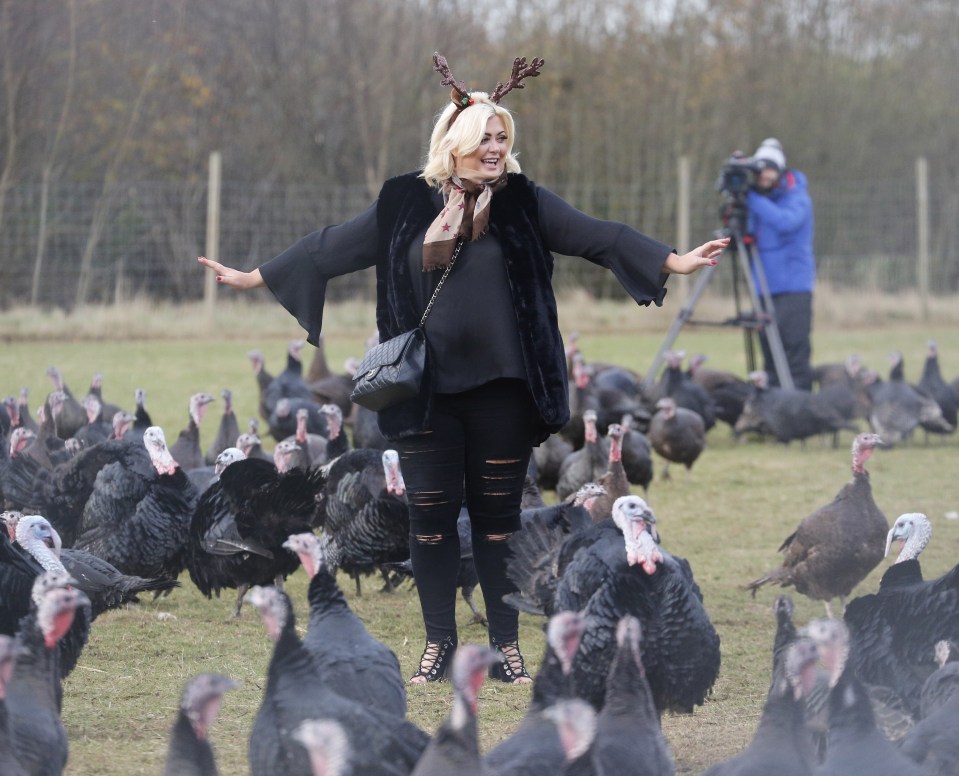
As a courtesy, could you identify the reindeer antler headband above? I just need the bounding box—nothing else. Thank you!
[433,52,545,118]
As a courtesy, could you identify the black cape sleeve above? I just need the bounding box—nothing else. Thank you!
[258,202,378,345]
[536,184,671,306]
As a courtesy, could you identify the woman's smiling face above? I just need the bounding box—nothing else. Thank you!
[454,115,508,180]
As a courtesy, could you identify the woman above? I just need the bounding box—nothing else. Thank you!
[199,53,727,685]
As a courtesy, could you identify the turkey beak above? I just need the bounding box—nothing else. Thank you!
[643,510,659,542]
[883,527,895,558]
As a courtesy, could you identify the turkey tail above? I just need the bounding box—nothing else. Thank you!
[743,566,791,597]
[118,575,181,600]
[504,510,570,615]
[501,592,545,616]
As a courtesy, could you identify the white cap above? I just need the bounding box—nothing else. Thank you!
[753,138,786,173]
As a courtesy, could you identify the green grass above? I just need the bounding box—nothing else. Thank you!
[2,300,958,774]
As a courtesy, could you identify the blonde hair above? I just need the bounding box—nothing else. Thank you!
[420,92,521,187]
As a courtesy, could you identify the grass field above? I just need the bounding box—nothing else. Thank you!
[2,297,958,775]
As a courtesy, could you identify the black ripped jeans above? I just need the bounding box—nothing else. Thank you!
[396,378,535,644]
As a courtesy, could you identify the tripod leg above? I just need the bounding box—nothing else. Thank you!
[641,264,719,392]
[736,241,795,390]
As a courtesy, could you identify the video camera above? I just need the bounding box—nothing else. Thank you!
[716,152,765,199]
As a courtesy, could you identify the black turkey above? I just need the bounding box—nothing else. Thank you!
[560,352,602,448]
[283,532,406,718]
[351,405,389,451]
[85,372,124,424]
[734,370,858,443]
[746,432,888,617]
[508,495,721,714]
[127,387,153,442]
[169,392,216,472]
[584,617,676,776]
[247,350,275,422]
[919,640,959,719]
[898,641,959,775]
[866,353,952,445]
[482,697,597,776]
[556,409,607,500]
[6,572,90,776]
[655,350,716,430]
[306,359,355,419]
[162,673,237,776]
[314,449,409,596]
[262,340,314,420]
[186,452,318,619]
[3,396,72,498]
[843,512,959,718]
[702,636,817,776]
[69,395,113,448]
[75,426,198,580]
[203,388,241,466]
[804,617,923,776]
[618,413,653,492]
[44,367,86,440]
[531,433,574,493]
[8,512,178,619]
[687,353,751,430]
[0,635,28,776]
[318,404,349,460]
[528,611,586,714]
[245,585,429,776]
[0,521,91,681]
[235,431,274,463]
[268,398,330,444]
[917,340,958,431]
[410,645,498,776]
[0,433,139,546]
[16,388,39,434]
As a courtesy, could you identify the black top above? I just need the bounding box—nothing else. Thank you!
[260,179,671,395]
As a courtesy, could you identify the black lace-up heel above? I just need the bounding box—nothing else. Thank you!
[489,637,532,684]
[408,635,457,684]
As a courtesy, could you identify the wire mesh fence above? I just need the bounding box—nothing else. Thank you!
[1,164,955,310]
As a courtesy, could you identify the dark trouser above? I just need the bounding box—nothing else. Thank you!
[395,378,535,643]
[760,291,814,391]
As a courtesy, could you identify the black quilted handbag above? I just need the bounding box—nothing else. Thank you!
[350,328,427,411]
[350,239,463,411]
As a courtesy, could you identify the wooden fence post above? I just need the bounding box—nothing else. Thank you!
[676,154,691,302]
[204,150,222,318]
[916,156,929,321]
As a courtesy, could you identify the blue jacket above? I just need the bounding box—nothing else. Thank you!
[747,169,815,295]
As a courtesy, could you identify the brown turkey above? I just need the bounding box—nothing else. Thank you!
[587,422,630,522]
[647,397,705,480]
[745,432,888,617]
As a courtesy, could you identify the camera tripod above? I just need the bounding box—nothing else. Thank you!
[642,203,795,391]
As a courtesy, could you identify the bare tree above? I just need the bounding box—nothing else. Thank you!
[30,0,77,304]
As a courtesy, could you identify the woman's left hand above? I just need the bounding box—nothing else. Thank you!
[663,237,730,275]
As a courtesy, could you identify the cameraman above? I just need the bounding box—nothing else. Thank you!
[746,138,815,391]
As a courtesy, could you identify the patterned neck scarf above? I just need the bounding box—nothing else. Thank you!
[422,169,508,271]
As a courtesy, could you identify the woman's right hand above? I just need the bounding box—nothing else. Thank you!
[197,256,265,290]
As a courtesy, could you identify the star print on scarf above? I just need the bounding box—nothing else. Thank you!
[422,169,507,270]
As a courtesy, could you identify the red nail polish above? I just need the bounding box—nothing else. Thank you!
[216,276,223,282]
[710,259,718,265]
